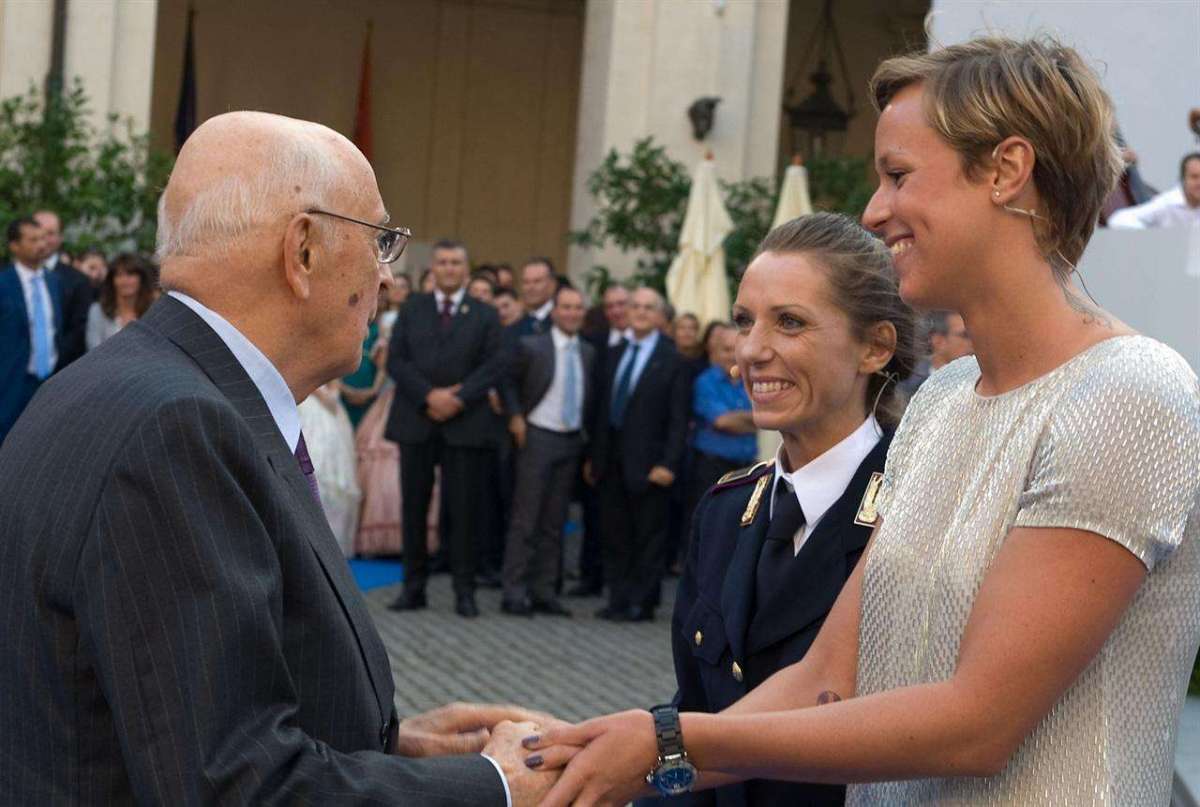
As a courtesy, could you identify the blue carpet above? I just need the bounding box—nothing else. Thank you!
[348,558,405,591]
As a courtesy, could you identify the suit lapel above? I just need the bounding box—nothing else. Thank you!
[720,469,775,666]
[0,268,29,332]
[142,296,393,723]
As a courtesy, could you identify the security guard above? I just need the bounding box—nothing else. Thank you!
[647,421,892,807]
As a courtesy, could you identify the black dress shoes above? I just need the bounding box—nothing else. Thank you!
[387,590,427,611]
[531,598,572,617]
[594,605,629,622]
[501,597,534,617]
[567,582,603,598]
[455,593,480,618]
[626,606,655,623]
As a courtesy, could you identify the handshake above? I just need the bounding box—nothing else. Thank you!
[397,702,663,806]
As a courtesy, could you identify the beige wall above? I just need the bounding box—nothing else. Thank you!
[149,0,584,274]
[0,0,53,101]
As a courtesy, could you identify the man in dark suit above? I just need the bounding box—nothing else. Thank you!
[499,285,594,617]
[588,287,690,622]
[0,111,553,805]
[512,257,559,336]
[386,239,505,618]
[569,284,632,598]
[0,216,64,446]
[34,209,93,366]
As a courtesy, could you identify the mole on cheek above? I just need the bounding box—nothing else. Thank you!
[293,185,301,193]
[348,293,360,307]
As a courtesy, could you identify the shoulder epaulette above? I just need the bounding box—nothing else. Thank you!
[712,460,773,491]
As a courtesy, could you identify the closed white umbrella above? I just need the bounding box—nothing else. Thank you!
[758,156,816,461]
[665,155,733,328]
[771,155,815,229]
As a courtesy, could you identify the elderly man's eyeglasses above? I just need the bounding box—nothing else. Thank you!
[306,209,411,264]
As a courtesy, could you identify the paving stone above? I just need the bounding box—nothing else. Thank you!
[366,577,679,723]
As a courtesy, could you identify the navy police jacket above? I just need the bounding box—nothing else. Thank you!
[651,430,892,807]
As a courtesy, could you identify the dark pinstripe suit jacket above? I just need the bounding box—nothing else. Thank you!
[0,296,505,805]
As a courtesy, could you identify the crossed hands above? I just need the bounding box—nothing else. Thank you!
[426,385,464,422]
[520,709,660,807]
[394,703,661,806]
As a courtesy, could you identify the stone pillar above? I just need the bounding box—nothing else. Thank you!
[64,0,158,132]
[568,0,790,282]
[0,0,54,101]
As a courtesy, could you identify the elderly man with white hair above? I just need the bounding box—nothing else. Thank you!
[0,112,556,805]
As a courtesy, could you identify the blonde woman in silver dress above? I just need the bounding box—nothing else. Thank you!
[523,36,1200,806]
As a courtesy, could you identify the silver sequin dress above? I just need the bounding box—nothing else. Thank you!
[847,336,1200,806]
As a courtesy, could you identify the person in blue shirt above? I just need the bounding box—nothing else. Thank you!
[685,322,757,556]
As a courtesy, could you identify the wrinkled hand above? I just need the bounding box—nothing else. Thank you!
[647,466,675,487]
[522,710,658,807]
[509,415,528,449]
[392,702,557,758]
[485,720,563,807]
[426,385,465,422]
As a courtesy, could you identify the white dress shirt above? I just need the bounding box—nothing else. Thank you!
[168,291,301,452]
[13,261,59,374]
[607,326,634,347]
[769,416,882,555]
[434,285,467,315]
[610,328,659,401]
[532,298,553,325]
[528,326,584,432]
[171,288,511,805]
[1109,186,1200,229]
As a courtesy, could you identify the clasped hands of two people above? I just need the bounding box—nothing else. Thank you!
[407,702,661,806]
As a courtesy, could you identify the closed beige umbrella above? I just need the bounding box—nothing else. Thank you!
[665,155,734,328]
[758,157,816,462]
[772,155,815,229]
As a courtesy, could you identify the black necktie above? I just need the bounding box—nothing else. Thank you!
[755,482,805,613]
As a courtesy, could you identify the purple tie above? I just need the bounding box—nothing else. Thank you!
[294,432,322,506]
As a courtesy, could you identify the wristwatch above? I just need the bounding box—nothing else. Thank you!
[645,705,698,796]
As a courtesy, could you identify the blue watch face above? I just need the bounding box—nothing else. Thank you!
[654,760,697,795]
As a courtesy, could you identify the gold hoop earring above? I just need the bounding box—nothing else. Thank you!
[729,364,741,380]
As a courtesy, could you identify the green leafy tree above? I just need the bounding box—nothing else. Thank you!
[0,79,173,258]
[571,137,875,302]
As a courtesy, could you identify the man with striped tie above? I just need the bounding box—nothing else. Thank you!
[500,285,595,617]
[0,216,63,446]
[0,112,557,805]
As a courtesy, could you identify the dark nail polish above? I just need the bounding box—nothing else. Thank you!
[521,735,540,749]
[525,754,544,769]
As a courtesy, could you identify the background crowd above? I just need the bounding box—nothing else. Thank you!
[4,149,1196,623]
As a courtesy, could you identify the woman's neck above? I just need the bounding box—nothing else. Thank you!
[779,407,868,471]
[961,256,1131,396]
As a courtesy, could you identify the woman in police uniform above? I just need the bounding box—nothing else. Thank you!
[649,212,918,806]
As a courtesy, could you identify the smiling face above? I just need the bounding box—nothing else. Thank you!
[732,252,875,440]
[627,288,662,338]
[862,83,994,311]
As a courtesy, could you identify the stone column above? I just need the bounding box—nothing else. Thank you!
[568,0,790,282]
[0,0,54,101]
[64,0,158,132]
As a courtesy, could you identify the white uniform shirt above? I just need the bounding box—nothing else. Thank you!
[769,416,882,555]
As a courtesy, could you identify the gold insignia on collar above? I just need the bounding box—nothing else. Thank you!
[855,472,884,527]
[740,474,771,526]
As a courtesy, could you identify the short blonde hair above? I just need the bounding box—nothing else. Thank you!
[870,36,1123,278]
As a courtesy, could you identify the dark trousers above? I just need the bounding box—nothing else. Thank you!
[600,453,670,613]
[502,426,583,601]
[578,477,604,589]
[399,437,489,596]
